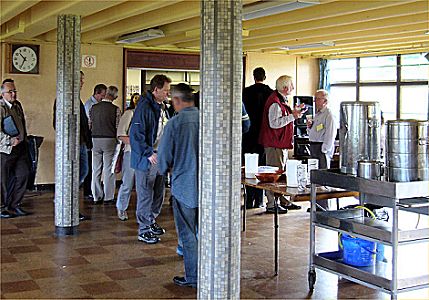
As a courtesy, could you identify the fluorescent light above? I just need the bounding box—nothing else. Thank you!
[243,0,319,20]
[280,41,335,50]
[116,28,164,44]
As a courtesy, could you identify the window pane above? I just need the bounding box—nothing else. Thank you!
[400,85,429,120]
[401,53,429,81]
[329,58,356,83]
[359,86,397,121]
[360,56,396,82]
[329,86,357,125]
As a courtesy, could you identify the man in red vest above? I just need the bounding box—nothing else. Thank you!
[259,75,306,214]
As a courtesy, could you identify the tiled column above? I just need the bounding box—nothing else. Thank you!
[199,1,242,298]
[54,15,81,236]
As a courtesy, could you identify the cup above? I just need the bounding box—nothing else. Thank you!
[306,115,313,122]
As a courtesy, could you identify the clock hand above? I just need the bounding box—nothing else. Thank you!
[20,58,26,69]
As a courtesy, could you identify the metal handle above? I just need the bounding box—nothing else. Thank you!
[418,138,429,146]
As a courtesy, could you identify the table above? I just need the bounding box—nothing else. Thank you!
[241,177,359,276]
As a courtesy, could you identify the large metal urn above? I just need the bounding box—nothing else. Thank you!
[386,120,429,182]
[339,101,381,175]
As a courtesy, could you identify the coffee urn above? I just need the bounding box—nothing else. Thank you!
[339,101,381,175]
[386,120,429,182]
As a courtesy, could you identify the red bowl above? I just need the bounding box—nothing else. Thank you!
[255,172,282,183]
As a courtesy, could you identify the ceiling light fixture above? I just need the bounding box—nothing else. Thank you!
[116,28,165,44]
[243,0,319,20]
[280,41,335,50]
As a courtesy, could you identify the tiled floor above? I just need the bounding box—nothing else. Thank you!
[1,190,428,299]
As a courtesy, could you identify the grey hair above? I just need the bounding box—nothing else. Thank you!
[315,89,329,101]
[107,85,118,99]
[275,75,293,91]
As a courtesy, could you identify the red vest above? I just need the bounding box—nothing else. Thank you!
[258,91,294,149]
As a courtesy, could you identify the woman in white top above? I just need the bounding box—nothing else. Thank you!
[116,95,139,221]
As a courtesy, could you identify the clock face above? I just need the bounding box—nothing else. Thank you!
[11,45,39,74]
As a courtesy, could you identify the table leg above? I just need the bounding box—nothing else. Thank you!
[274,195,279,276]
[242,184,247,232]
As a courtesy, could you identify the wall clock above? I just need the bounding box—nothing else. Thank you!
[10,44,40,74]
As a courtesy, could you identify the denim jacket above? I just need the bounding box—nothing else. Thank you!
[129,92,162,171]
[158,107,199,208]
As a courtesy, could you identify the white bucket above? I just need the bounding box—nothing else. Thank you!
[244,153,259,178]
[286,160,301,187]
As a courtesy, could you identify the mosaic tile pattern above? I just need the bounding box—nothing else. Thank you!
[55,15,81,230]
[199,1,243,298]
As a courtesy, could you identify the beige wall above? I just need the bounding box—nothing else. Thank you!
[1,45,317,185]
[1,42,123,184]
[244,52,319,103]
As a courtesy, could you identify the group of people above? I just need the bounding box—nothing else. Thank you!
[1,67,337,288]
[243,67,336,213]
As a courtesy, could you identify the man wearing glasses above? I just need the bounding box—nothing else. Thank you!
[0,79,30,218]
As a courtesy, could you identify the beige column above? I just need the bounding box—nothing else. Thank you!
[199,0,243,299]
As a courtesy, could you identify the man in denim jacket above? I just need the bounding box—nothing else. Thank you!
[158,83,199,288]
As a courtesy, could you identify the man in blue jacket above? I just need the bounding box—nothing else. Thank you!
[158,83,199,288]
[129,75,171,244]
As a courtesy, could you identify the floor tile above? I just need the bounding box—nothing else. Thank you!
[80,281,125,295]
[1,280,40,293]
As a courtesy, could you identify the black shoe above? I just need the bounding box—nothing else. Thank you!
[284,203,301,210]
[307,207,323,212]
[103,199,114,205]
[0,210,17,219]
[79,213,90,221]
[138,231,160,244]
[12,207,30,216]
[84,194,94,201]
[149,222,165,235]
[93,199,103,205]
[266,206,288,214]
[173,276,197,288]
[245,203,254,209]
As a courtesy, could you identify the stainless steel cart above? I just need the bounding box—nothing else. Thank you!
[308,169,429,299]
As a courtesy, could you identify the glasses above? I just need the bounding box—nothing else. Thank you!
[4,90,17,94]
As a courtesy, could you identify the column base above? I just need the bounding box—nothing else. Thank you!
[55,225,78,236]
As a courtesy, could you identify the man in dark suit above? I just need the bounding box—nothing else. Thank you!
[242,67,273,208]
[0,79,30,218]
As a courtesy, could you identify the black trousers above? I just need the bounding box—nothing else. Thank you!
[309,142,329,209]
[1,143,30,210]
[83,149,92,196]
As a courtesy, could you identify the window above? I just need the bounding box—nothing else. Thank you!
[360,56,396,82]
[360,86,396,121]
[400,85,429,120]
[328,53,429,121]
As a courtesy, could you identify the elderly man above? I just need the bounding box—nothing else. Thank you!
[0,79,30,218]
[307,89,337,210]
[83,84,107,200]
[259,75,305,214]
[158,83,199,288]
[89,85,121,204]
[130,74,171,244]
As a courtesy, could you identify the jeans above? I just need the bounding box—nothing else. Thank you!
[79,144,89,186]
[135,163,165,234]
[172,196,198,283]
[116,151,135,211]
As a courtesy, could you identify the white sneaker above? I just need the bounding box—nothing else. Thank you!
[117,210,128,221]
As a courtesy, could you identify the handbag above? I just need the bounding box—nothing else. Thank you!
[2,115,19,137]
[112,143,125,174]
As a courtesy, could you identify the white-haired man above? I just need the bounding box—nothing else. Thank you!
[307,89,337,210]
[259,75,305,214]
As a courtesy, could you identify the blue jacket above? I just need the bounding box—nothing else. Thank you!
[158,106,199,208]
[129,92,162,171]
